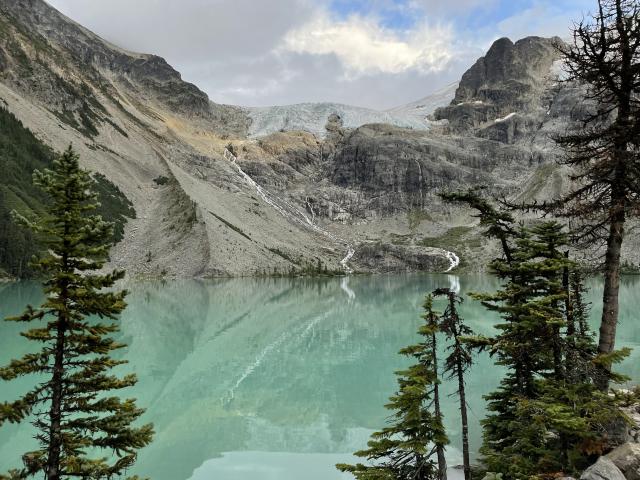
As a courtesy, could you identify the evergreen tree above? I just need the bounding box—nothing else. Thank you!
[0,146,153,480]
[440,189,516,264]
[337,295,448,480]
[564,268,598,384]
[433,288,473,480]
[477,223,625,477]
[441,190,627,478]
[427,299,448,480]
[474,222,574,477]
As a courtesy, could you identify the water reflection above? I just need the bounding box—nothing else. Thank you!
[0,274,639,480]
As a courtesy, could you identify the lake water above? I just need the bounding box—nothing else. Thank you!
[1,274,639,479]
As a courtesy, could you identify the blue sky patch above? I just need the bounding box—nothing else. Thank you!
[328,0,419,29]
[328,0,591,34]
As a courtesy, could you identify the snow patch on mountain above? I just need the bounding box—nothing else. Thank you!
[386,82,458,122]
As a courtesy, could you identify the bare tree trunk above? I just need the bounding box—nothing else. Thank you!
[432,332,447,480]
[456,358,470,480]
[46,245,69,480]
[595,0,633,390]
[46,316,66,480]
[597,200,625,390]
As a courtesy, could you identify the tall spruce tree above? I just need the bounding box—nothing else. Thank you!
[549,0,640,388]
[337,295,448,480]
[474,222,575,477]
[433,288,473,480]
[0,146,153,479]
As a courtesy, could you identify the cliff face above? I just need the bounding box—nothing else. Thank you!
[0,0,351,278]
[313,37,566,220]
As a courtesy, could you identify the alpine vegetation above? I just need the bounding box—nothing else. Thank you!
[444,189,628,479]
[0,146,153,479]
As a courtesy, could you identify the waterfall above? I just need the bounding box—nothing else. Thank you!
[443,250,460,272]
[223,148,355,273]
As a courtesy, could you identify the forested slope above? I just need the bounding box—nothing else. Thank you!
[0,107,134,278]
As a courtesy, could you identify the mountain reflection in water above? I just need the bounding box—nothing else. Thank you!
[1,274,639,480]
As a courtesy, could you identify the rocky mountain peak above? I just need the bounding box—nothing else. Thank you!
[454,35,561,103]
[434,35,562,133]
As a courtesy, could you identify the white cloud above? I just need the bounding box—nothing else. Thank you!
[280,14,455,77]
[43,0,581,110]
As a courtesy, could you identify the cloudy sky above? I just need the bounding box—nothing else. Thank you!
[46,0,590,110]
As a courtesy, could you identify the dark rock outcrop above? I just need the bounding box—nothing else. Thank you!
[353,243,450,273]
[328,122,548,215]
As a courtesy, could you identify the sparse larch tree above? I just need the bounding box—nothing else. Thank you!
[0,146,153,480]
[552,0,640,387]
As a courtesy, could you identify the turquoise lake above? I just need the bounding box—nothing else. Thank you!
[1,274,639,479]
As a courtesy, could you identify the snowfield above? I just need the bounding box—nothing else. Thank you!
[245,83,457,138]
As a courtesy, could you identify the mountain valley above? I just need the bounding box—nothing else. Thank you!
[1,0,637,278]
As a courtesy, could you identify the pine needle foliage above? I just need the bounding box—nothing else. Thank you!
[479,222,625,478]
[337,295,448,480]
[442,189,628,479]
[0,146,153,480]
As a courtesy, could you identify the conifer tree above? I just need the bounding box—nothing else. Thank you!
[564,268,598,383]
[426,299,447,480]
[441,190,626,478]
[440,189,516,264]
[474,222,574,477]
[433,288,473,480]
[478,224,625,477]
[0,146,153,480]
[337,295,448,480]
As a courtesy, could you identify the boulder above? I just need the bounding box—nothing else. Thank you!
[606,443,640,480]
[580,457,626,480]
[606,415,634,447]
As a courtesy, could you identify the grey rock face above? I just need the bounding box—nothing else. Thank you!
[455,37,560,103]
[328,122,548,215]
[606,415,635,448]
[434,36,561,133]
[580,457,626,480]
[606,443,640,480]
[354,243,450,273]
[623,404,640,443]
